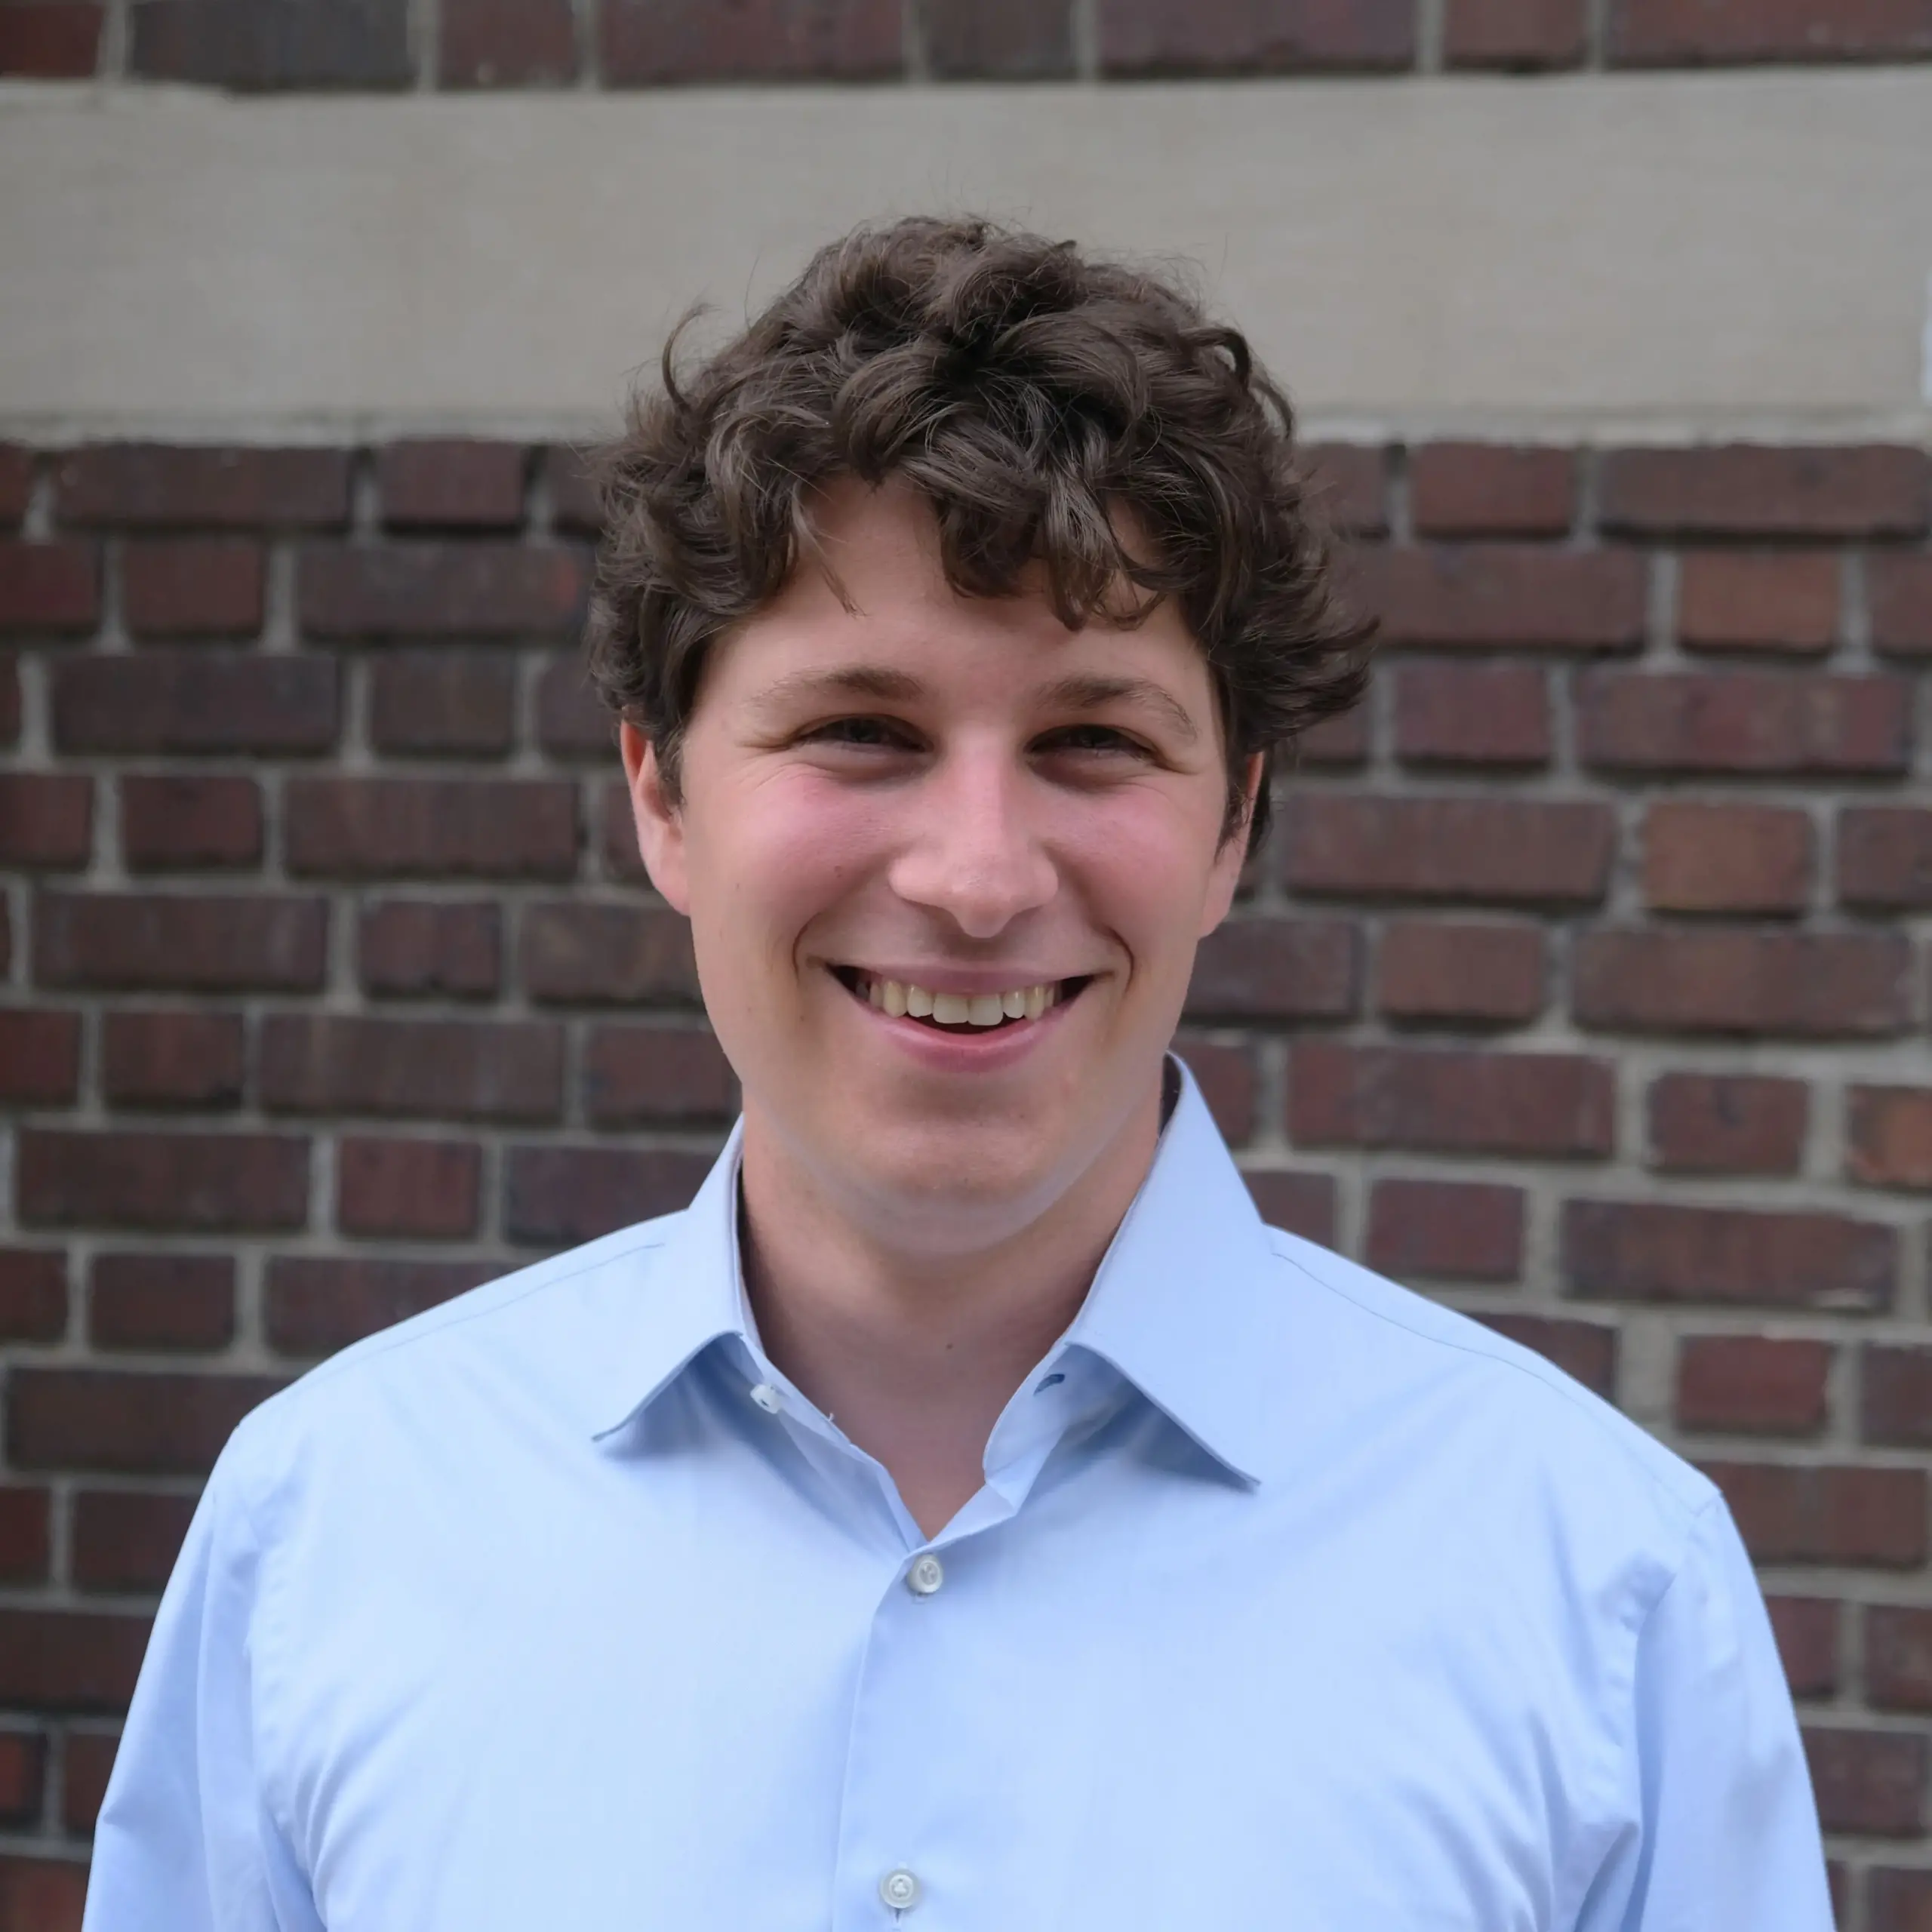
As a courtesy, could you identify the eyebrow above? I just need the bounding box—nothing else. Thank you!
[1038,673,1201,745]
[746,664,926,712]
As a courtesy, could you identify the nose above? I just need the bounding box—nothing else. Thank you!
[886,740,1057,940]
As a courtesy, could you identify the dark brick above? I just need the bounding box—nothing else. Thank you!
[1290,1041,1613,1157]
[1871,552,1932,656]
[0,1609,149,1712]
[1870,1867,1932,1931]
[1564,1200,1895,1310]
[1863,1345,1932,1447]
[1359,544,1644,651]
[285,777,578,878]
[1839,807,1932,910]
[922,0,1073,74]
[14,1129,309,1232]
[88,1253,235,1352]
[1099,0,1414,71]
[0,540,97,633]
[1365,1178,1523,1281]
[100,1009,245,1109]
[120,774,263,872]
[0,1010,80,1106]
[0,1730,42,1826]
[0,447,28,523]
[1676,1334,1829,1434]
[260,1014,563,1121]
[440,0,576,82]
[1409,444,1575,534]
[0,1486,52,1583]
[1641,800,1811,914]
[1375,918,1546,1025]
[1444,0,1584,63]
[378,441,527,529]
[0,1251,67,1344]
[602,0,903,79]
[122,538,265,638]
[129,0,412,87]
[583,1023,740,1128]
[1766,1596,1839,1699]
[8,1368,282,1476]
[1705,1462,1926,1567]
[357,899,500,999]
[520,901,703,1004]
[1392,662,1551,768]
[534,653,616,759]
[599,778,651,881]
[337,1136,481,1238]
[1573,928,1912,1037]
[298,541,588,638]
[53,652,340,756]
[1867,1606,1932,1712]
[0,651,18,743]
[368,651,517,757]
[1471,1313,1618,1398]
[0,1856,88,1932]
[265,1256,494,1357]
[1647,1072,1806,1174]
[1241,1170,1337,1244]
[34,891,327,992]
[55,445,350,528]
[0,774,91,868]
[1848,1086,1932,1192]
[1611,0,1932,63]
[543,446,603,534]
[0,4,102,75]
[1183,916,1360,1020]
[1294,703,1370,768]
[60,1730,116,1835]
[1601,444,1928,536]
[1802,1727,1926,1836]
[1677,550,1838,654]
[506,1145,715,1247]
[1169,1036,1257,1146]
[1301,445,1388,537]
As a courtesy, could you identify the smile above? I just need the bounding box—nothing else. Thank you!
[832,968,1090,1032]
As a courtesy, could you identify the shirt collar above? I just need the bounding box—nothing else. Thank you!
[587,1055,1281,1485]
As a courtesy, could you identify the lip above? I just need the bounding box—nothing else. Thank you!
[826,962,1088,1071]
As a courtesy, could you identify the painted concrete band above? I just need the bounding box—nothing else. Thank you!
[2,71,1930,441]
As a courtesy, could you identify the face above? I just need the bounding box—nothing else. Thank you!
[622,478,1253,1257]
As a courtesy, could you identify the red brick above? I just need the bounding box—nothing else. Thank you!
[1164,1037,1253,1145]
[543,447,603,534]
[122,538,265,638]
[1871,552,1932,656]
[1301,444,1388,537]
[378,440,527,529]
[1848,1087,1932,1191]
[1676,1334,1829,1435]
[130,0,411,84]
[0,895,9,974]
[520,901,704,1004]
[1444,0,1584,63]
[1870,1868,1932,1930]
[1392,661,1551,767]
[120,774,263,873]
[88,1253,235,1352]
[34,891,326,992]
[0,774,91,868]
[1839,806,1932,910]
[0,1010,80,1106]
[286,777,578,878]
[441,0,577,82]
[1409,444,1575,534]
[358,899,500,1000]
[1766,1595,1839,1698]
[1241,1170,1337,1244]
[1601,444,1928,536]
[61,1730,116,1835]
[0,1251,67,1344]
[0,1607,150,1712]
[1863,1345,1932,1447]
[506,1146,715,1247]
[265,1256,494,1357]
[0,447,28,524]
[535,653,617,759]
[1611,0,1932,63]
[0,651,18,743]
[73,1487,199,1586]
[1574,928,1911,1037]
[55,445,350,528]
[1641,800,1811,914]
[0,1855,87,1932]
[1564,1199,1895,1309]
[1803,1727,1926,1836]
[598,778,651,882]
[260,1014,562,1121]
[1676,550,1838,654]
[0,1730,42,1826]
[0,540,97,633]
[8,1368,281,1476]
[0,1487,51,1583]
[1375,918,1545,1025]
[583,1023,740,1128]
[298,541,589,638]
[1867,1606,1932,1712]
[922,0,1074,75]
[1181,916,1360,1020]
[14,1129,309,1232]
[0,4,102,75]
[1365,1178,1523,1281]
[1286,795,1613,906]
[1472,1313,1618,1398]
[602,0,902,79]
[1647,1072,1806,1174]
[1293,704,1369,768]
[1290,1041,1613,1157]
[337,1136,481,1238]
[1099,0,1413,71]
[1705,1462,1926,1567]
[1359,544,1644,651]
[368,651,516,756]
[52,651,340,756]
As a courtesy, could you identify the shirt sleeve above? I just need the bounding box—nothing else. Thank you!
[82,1426,322,1932]
[1575,1493,1835,1932]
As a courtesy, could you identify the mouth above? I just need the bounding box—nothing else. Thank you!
[830,966,1093,1035]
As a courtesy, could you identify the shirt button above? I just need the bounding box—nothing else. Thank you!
[748,1383,782,1414]
[878,1867,922,1912]
[906,1554,944,1597]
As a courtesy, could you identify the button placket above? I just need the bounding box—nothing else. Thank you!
[878,1866,922,1914]
[905,1553,944,1598]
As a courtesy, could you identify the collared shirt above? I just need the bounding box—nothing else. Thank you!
[86,1061,1831,1931]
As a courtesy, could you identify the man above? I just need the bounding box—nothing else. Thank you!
[88,218,1830,1929]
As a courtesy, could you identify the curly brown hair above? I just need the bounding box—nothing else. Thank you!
[584,215,1371,849]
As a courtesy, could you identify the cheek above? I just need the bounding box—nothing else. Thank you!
[1057,788,1223,971]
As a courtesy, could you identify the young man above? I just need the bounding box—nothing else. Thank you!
[88,219,1830,1929]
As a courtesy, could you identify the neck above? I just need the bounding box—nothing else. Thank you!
[737,1078,1165,1539]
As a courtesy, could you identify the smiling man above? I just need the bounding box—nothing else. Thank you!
[87,219,1830,1931]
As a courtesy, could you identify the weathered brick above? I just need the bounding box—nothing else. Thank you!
[1301,444,1388,538]
[71,1488,200,1592]
[1365,1178,1523,1281]
[52,652,340,756]
[1676,1334,1829,1434]
[1870,552,1932,657]
[1802,1727,1927,1837]
[378,440,527,529]
[520,901,703,1004]
[534,654,616,759]
[440,0,577,83]
[1863,1345,1932,1447]
[100,1010,245,1109]
[285,777,578,878]
[1472,1313,1618,1398]
[1293,703,1370,768]
[1241,1170,1337,1244]
[0,3,103,75]
[298,541,589,638]
[1848,1086,1932,1192]
[1574,928,1912,1038]
[358,899,500,1000]
[506,1146,715,1247]
[1766,1595,1839,1698]
[0,446,28,523]
[260,1014,563,1121]
[1641,800,1811,914]
[1601,444,1928,536]
[1167,1037,1254,1145]
[1839,807,1932,909]
[1358,544,1644,651]
[61,1730,117,1835]
[1286,795,1613,905]
[602,0,902,79]
[0,1857,88,1932]
[368,651,517,757]
[1867,1606,1932,1712]
[0,774,91,869]
[120,775,263,872]
[1182,916,1361,1020]
[599,778,651,881]
[1408,444,1575,534]
[923,0,1074,75]
[1290,1041,1613,1157]
[0,1010,80,1106]
[0,540,97,632]
[1705,1462,1926,1567]
[0,1485,52,1583]
[14,1129,309,1232]
[7,1368,282,1476]
[0,1251,67,1344]
[1676,550,1838,654]
[1444,0,1584,63]
[34,892,327,992]
[0,1729,42,1825]
[337,1136,481,1238]
[129,0,412,87]
[543,447,603,534]
[0,1609,149,1712]
[1392,662,1551,767]
[122,538,265,638]
[1611,0,1932,63]
[1647,1072,1806,1174]
[55,445,350,527]
[1375,918,1545,1025]
[583,1023,740,1128]
[265,1256,494,1357]
[1099,0,1414,71]
[88,1254,235,1352]
[1870,1867,1932,1930]
[0,651,18,743]
[1564,1200,1895,1310]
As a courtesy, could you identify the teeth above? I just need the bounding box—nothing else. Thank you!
[906,984,934,1019]
[932,992,971,1025]
[854,974,1066,1027]
[1001,989,1027,1020]
[883,979,908,1017]
[967,995,1004,1027]
[1025,984,1048,1020]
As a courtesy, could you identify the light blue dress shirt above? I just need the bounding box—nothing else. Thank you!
[86,1061,1832,1930]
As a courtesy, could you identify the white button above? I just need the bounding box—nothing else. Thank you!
[878,1867,921,1912]
[748,1383,781,1414]
[906,1554,944,1597]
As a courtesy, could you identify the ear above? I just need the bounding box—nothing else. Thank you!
[1198,753,1266,937]
[620,722,692,915]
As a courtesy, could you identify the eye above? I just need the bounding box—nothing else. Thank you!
[1035,724,1150,758]
[800,715,921,751]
